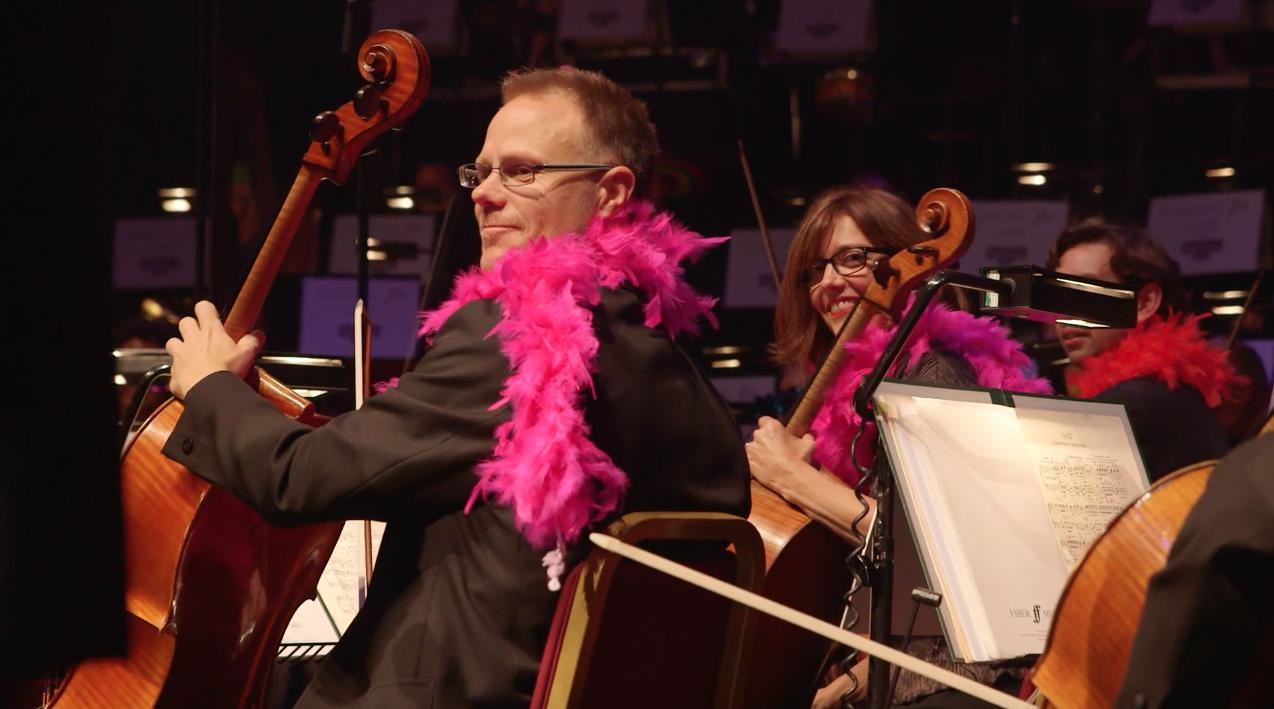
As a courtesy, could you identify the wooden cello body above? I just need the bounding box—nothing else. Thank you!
[54,387,339,707]
[745,482,856,707]
[50,31,430,708]
[745,189,974,707]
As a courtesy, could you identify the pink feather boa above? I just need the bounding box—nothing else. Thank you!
[406,201,723,585]
[810,301,1053,486]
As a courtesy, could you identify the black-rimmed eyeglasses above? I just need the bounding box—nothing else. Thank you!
[457,162,616,188]
[805,246,894,288]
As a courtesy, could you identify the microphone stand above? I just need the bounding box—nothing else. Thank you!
[853,270,1012,709]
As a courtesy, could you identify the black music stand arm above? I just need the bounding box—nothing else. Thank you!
[858,270,1011,709]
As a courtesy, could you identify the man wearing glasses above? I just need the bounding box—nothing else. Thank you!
[161,67,749,708]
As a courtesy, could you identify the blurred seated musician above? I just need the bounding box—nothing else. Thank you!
[747,186,1052,708]
[161,67,749,708]
[1045,220,1242,481]
[1115,419,1274,708]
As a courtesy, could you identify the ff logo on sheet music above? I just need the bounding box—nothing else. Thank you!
[1010,605,1051,624]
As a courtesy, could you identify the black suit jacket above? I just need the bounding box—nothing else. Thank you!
[1094,378,1229,482]
[163,289,750,708]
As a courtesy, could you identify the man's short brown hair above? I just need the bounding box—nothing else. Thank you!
[1045,219,1187,315]
[501,67,659,192]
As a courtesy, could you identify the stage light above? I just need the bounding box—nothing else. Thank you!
[1011,162,1055,173]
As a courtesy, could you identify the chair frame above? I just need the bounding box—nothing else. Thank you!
[532,511,764,709]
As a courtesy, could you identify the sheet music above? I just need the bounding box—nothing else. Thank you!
[877,389,1066,661]
[1012,395,1149,570]
[282,519,386,647]
[874,383,1150,662]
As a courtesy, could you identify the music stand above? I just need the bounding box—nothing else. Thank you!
[852,268,1135,709]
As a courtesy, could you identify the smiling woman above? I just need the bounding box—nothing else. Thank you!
[774,187,941,368]
[749,185,1052,707]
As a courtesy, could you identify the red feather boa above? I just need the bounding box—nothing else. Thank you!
[1067,313,1242,407]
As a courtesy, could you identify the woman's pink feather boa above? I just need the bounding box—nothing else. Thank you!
[408,202,723,560]
[810,301,1053,486]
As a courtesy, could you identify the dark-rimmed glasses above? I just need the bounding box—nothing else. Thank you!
[457,162,616,188]
[805,246,894,288]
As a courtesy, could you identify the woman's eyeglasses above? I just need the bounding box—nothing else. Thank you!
[805,246,894,288]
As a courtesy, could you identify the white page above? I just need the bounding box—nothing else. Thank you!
[876,381,999,659]
[1010,395,1149,569]
[280,595,341,648]
[876,391,1068,660]
[284,519,386,649]
[880,396,985,660]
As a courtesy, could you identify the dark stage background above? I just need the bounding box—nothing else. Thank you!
[4,0,1273,699]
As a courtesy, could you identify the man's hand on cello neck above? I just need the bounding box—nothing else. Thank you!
[165,300,265,400]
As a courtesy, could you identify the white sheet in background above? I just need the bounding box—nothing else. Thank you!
[371,0,459,51]
[1148,0,1242,26]
[775,0,874,53]
[113,217,202,290]
[724,228,795,308]
[329,213,434,278]
[710,376,776,405]
[962,200,1069,274]
[299,276,421,360]
[557,0,648,41]
[1147,190,1265,275]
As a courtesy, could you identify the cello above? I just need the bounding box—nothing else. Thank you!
[745,188,974,706]
[49,30,429,708]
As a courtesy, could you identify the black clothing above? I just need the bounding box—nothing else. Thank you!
[1090,376,1228,481]
[164,291,750,708]
[1115,433,1274,708]
[1095,378,1229,482]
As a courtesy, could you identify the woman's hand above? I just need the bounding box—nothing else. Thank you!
[749,416,876,545]
[747,416,816,498]
[811,656,869,708]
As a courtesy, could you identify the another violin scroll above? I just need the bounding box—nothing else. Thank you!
[302,29,430,183]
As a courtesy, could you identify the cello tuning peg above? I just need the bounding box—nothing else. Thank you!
[870,257,900,287]
[309,111,342,149]
[353,85,386,120]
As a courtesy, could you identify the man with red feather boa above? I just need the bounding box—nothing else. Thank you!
[1046,220,1242,481]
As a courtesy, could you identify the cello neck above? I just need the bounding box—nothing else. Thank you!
[786,301,878,436]
[223,165,322,341]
